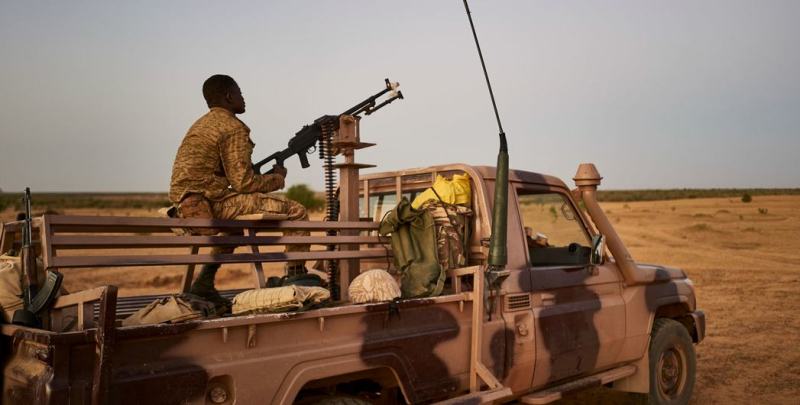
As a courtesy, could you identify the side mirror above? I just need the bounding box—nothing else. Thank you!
[590,234,605,265]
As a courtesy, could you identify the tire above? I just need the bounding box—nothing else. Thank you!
[642,318,697,405]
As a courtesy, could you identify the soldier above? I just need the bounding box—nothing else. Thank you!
[170,74,311,309]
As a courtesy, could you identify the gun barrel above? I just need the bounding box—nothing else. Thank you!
[342,78,401,117]
[342,88,390,117]
[365,91,403,115]
[23,188,32,246]
[255,78,403,174]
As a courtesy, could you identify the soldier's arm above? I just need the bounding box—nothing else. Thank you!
[219,128,285,194]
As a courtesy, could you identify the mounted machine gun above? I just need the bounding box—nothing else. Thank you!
[252,78,403,175]
[253,78,403,300]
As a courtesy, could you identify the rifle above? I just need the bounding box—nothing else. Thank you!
[253,78,403,174]
[11,188,63,328]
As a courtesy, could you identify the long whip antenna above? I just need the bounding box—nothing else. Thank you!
[463,0,510,319]
[463,0,506,148]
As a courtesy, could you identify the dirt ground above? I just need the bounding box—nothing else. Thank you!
[2,195,798,404]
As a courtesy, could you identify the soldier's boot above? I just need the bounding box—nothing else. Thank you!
[189,264,231,313]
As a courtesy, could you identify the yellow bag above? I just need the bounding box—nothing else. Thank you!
[411,174,471,209]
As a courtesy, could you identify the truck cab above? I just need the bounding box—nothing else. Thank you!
[360,163,705,403]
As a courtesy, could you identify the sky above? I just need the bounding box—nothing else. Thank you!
[0,0,798,192]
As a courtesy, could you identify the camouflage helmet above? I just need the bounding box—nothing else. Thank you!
[348,269,401,304]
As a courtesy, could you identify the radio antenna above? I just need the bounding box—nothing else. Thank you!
[462,0,510,319]
[463,0,506,149]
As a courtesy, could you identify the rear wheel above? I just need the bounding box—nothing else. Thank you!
[640,318,696,404]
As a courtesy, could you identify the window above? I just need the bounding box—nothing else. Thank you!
[361,190,426,221]
[517,190,591,267]
[364,192,397,221]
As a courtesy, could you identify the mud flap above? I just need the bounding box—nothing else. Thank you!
[612,352,650,394]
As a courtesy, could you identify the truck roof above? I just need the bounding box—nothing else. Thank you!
[362,163,570,189]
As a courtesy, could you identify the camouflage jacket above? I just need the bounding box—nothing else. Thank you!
[170,107,284,203]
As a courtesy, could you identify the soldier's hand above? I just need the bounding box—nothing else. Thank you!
[272,164,288,178]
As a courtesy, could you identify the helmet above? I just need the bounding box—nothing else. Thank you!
[348,269,401,304]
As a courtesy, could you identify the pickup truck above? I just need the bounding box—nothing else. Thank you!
[0,162,704,405]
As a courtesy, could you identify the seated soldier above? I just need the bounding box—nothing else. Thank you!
[169,74,311,309]
[525,226,550,249]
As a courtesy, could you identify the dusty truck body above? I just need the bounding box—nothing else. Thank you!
[0,163,705,404]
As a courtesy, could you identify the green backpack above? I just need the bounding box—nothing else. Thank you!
[379,198,445,298]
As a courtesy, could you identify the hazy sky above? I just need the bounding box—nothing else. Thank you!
[1,1,798,192]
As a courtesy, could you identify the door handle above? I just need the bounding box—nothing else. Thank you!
[540,293,556,304]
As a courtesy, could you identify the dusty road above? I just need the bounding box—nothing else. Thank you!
[2,195,798,403]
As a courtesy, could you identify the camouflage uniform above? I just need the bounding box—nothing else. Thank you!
[170,107,309,265]
[425,201,471,271]
[170,107,284,203]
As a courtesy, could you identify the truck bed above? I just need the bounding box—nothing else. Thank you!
[4,291,495,404]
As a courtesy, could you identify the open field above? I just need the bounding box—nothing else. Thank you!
[1,194,798,403]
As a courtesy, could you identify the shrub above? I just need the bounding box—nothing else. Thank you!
[285,184,324,211]
[548,206,558,221]
[741,193,752,203]
[758,208,768,215]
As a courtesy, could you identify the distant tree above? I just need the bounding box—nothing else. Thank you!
[548,205,558,222]
[286,184,324,211]
[741,193,752,203]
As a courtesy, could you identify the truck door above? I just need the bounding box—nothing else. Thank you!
[516,188,626,388]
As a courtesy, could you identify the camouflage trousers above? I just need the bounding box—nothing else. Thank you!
[180,193,309,268]
[211,193,308,222]
[213,193,309,268]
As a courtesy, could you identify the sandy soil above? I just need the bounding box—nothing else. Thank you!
[2,195,798,403]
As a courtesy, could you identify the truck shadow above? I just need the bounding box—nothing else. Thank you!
[360,302,461,404]
[535,271,602,383]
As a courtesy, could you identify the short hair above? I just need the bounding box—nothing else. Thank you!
[202,74,238,106]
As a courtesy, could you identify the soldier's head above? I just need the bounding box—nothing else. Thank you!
[202,74,246,114]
